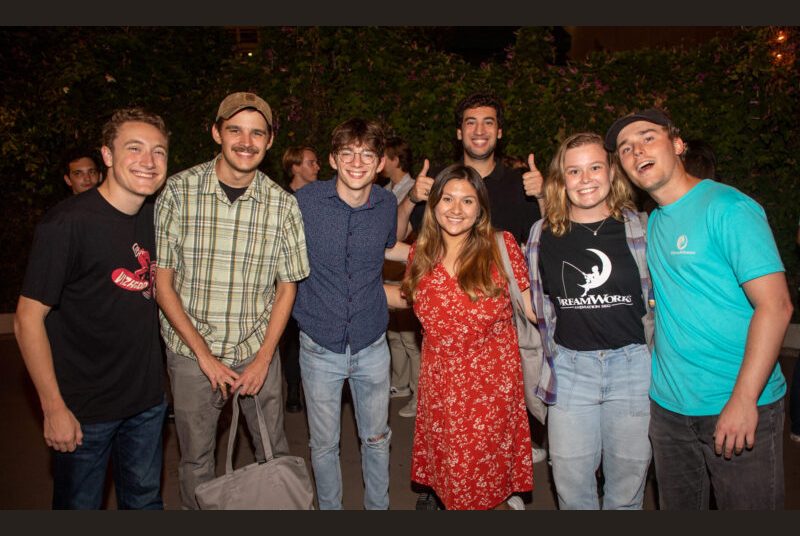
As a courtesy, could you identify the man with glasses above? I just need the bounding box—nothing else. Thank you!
[155,92,310,509]
[292,118,409,510]
[63,147,102,195]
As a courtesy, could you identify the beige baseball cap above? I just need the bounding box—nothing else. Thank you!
[216,92,273,128]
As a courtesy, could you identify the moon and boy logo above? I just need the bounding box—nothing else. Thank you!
[556,248,633,309]
[563,248,612,297]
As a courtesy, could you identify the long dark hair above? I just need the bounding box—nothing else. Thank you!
[401,164,506,302]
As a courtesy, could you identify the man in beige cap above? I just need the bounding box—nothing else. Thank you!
[155,92,310,509]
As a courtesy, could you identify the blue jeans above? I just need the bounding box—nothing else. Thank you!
[52,397,167,509]
[649,398,784,510]
[299,331,391,510]
[548,343,652,510]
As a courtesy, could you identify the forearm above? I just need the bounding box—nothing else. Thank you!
[385,242,410,263]
[155,268,214,362]
[384,284,410,310]
[521,288,537,324]
[253,281,297,364]
[730,297,793,404]
[14,298,66,413]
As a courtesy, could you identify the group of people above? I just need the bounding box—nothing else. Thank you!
[14,88,794,511]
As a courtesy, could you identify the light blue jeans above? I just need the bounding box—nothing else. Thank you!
[299,331,391,510]
[548,343,652,510]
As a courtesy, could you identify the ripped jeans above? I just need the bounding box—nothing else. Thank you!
[299,331,391,510]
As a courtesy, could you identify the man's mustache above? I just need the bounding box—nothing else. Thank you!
[231,145,259,154]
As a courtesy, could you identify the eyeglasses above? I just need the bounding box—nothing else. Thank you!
[337,149,377,165]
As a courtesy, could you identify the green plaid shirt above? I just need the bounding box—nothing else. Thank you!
[155,157,310,366]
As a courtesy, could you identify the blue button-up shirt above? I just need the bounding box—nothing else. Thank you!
[293,177,397,354]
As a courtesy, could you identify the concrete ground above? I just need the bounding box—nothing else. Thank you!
[1,333,798,510]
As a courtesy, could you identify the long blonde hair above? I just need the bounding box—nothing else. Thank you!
[401,164,506,302]
[544,132,636,237]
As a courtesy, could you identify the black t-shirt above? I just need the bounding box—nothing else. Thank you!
[538,218,646,351]
[21,189,164,423]
[219,180,250,202]
[409,161,541,244]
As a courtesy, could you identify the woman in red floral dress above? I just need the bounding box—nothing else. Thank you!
[385,164,535,510]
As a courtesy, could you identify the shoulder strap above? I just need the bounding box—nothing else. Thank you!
[226,390,274,473]
[495,231,523,304]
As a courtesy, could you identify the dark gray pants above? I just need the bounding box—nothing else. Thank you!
[166,349,288,509]
[649,398,784,510]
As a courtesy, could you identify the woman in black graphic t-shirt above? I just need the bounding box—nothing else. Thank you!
[527,132,654,510]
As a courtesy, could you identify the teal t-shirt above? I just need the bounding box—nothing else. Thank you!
[648,179,786,415]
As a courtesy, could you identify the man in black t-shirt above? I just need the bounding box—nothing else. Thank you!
[396,92,545,245]
[14,108,170,510]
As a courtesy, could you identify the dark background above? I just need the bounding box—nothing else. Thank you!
[1,26,797,314]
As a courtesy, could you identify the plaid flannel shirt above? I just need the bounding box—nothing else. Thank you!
[155,157,310,366]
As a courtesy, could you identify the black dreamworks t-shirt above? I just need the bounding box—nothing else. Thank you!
[409,161,541,244]
[21,189,164,423]
[538,217,646,351]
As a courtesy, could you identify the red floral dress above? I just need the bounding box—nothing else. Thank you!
[409,231,533,510]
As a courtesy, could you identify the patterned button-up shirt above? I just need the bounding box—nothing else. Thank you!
[293,177,397,354]
[155,157,310,366]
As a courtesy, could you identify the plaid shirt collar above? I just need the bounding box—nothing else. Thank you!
[199,154,266,204]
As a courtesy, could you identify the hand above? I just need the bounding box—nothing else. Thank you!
[43,405,83,452]
[196,353,240,400]
[231,355,271,396]
[714,395,758,459]
[408,159,433,203]
[522,153,544,199]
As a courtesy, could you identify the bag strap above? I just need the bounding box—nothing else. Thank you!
[495,232,524,308]
[225,390,275,474]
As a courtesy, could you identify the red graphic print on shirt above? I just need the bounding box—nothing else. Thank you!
[111,243,155,299]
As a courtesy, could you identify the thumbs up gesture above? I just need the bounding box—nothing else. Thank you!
[522,153,544,199]
[408,159,434,204]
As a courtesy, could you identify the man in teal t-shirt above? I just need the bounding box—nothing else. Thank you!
[605,108,792,510]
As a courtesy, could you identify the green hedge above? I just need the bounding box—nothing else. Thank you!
[1,26,797,312]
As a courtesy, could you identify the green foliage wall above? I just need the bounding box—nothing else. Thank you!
[1,26,798,311]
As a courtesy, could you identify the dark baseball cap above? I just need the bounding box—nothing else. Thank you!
[604,108,673,152]
[216,92,273,128]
